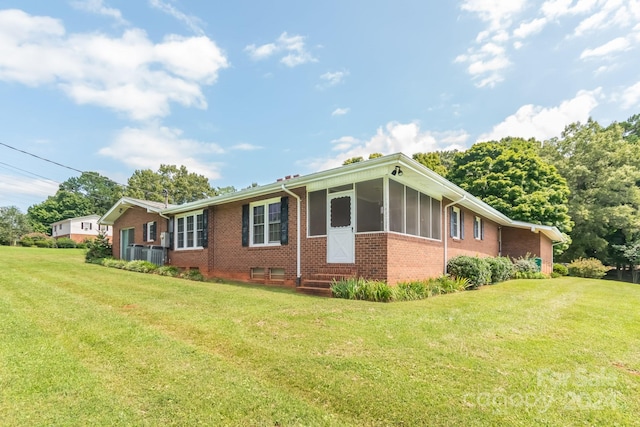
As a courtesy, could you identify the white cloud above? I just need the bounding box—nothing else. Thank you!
[230,143,262,151]
[0,10,228,121]
[312,122,469,170]
[70,0,127,24]
[460,0,527,30]
[513,18,547,38]
[477,89,601,142]
[244,32,317,67]
[331,107,350,116]
[580,37,631,59]
[318,70,349,89]
[99,125,224,179]
[0,174,59,197]
[148,0,205,35]
[618,80,640,109]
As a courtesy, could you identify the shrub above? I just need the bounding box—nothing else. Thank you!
[331,278,393,302]
[19,232,55,248]
[101,258,127,269]
[553,263,569,276]
[446,256,491,289]
[393,281,427,301]
[567,258,608,279]
[55,237,77,248]
[512,271,548,280]
[438,275,470,293]
[85,233,112,262]
[512,254,539,274]
[486,257,514,283]
[156,266,181,277]
[125,260,158,274]
[180,269,205,281]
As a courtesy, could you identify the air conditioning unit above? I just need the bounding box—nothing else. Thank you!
[160,232,171,248]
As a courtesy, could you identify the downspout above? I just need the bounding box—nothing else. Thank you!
[443,195,466,274]
[282,184,302,285]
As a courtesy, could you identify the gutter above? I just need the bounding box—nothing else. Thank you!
[443,195,466,274]
[281,184,302,285]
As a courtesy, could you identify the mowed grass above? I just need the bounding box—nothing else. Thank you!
[1,247,639,426]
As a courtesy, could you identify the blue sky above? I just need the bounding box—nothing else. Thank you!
[1,0,639,212]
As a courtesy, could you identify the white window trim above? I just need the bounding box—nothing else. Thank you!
[145,222,155,242]
[174,210,204,250]
[250,197,281,247]
[451,206,461,239]
[474,216,482,240]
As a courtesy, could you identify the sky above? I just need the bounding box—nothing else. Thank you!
[1,0,639,212]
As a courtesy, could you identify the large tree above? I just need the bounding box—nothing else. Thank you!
[541,119,640,263]
[0,206,32,245]
[125,164,216,205]
[59,172,123,216]
[412,152,447,176]
[448,137,572,236]
[27,190,94,234]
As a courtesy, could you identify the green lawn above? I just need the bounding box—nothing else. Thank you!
[1,247,639,426]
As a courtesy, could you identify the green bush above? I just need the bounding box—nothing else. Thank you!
[393,281,427,301]
[512,271,548,280]
[331,278,392,302]
[567,258,608,279]
[125,260,158,274]
[19,232,55,248]
[101,258,127,269]
[512,254,539,274]
[55,237,77,248]
[553,263,569,276]
[486,257,514,283]
[446,256,491,289]
[180,269,205,281]
[85,233,112,262]
[156,266,181,277]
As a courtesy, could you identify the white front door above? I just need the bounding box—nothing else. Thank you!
[327,191,355,263]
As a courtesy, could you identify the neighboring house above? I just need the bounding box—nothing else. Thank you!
[99,153,564,294]
[51,214,113,243]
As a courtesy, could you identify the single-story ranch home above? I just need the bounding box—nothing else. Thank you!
[99,153,563,294]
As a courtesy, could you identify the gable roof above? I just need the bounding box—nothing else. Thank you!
[105,153,565,242]
[99,197,176,225]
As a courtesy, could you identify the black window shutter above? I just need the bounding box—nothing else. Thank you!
[142,222,147,242]
[481,219,485,240]
[202,209,209,248]
[280,197,289,245]
[151,221,157,241]
[460,211,465,240]
[242,204,249,247]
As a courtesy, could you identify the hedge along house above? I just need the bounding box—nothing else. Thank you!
[100,153,563,295]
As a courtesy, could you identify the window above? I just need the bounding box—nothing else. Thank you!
[175,211,204,249]
[251,198,281,246]
[145,221,157,242]
[450,206,462,239]
[389,179,405,232]
[308,190,327,236]
[356,179,383,232]
[474,216,484,240]
[390,179,441,239]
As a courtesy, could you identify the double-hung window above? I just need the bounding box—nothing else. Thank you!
[251,198,281,246]
[473,216,484,240]
[175,211,204,249]
[450,206,461,239]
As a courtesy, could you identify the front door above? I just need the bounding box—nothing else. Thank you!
[327,191,355,263]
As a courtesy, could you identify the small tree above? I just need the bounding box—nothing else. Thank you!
[85,233,112,262]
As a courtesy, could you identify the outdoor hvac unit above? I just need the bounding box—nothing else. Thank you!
[160,232,171,248]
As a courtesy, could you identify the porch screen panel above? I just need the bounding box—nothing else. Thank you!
[431,198,441,239]
[419,193,432,238]
[356,178,383,232]
[389,179,405,233]
[308,190,327,236]
[406,187,419,236]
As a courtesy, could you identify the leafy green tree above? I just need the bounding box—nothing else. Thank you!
[0,206,32,245]
[541,120,640,263]
[59,172,123,216]
[448,137,572,236]
[368,153,383,159]
[612,240,640,283]
[343,156,364,165]
[619,113,640,144]
[27,191,94,234]
[125,164,216,205]
[413,152,448,176]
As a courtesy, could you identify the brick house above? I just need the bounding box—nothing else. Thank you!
[100,153,563,294]
[51,214,113,243]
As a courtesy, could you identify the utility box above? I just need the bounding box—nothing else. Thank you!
[160,232,171,248]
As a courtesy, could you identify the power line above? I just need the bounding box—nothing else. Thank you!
[0,142,84,174]
[0,161,60,183]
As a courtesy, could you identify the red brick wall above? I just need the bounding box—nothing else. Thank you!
[386,233,443,284]
[112,207,168,259]
[447,205,500,259]
[501,227,554,273]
